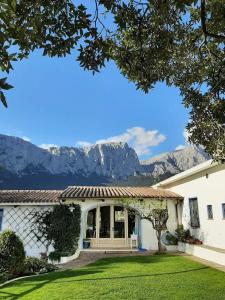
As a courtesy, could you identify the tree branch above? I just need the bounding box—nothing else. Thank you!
[200,0,225,40]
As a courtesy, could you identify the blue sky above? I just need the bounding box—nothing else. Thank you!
[0,50,189,159]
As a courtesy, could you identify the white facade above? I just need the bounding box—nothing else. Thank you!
[0,198,180,257]
[155,160,225,250]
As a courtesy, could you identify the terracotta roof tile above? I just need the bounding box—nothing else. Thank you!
[59,186,182,199]
[0,190,61,204]
[0,186,183,204]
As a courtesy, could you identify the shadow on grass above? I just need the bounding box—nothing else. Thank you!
[42,266,210,283]
[0,269,102,300]
[0,266,209,300]
[0,255,208,300]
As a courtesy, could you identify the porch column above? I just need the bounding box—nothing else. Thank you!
[124,207,128,246]
[96,206,100,247]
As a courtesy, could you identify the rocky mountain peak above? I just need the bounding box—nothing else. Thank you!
[0,134,210,189]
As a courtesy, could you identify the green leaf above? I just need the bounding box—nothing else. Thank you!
[2,83,13,90]
[0,91,8,108]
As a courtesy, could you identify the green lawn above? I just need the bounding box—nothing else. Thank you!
[0,255,225,300]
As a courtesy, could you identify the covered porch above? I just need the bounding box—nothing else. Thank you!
[59,186,183,251]
[84,204,140,249]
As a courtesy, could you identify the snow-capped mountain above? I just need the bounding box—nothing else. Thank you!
[0,134,210,188]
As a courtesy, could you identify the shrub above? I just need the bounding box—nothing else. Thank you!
[22,256,57,275]
[48,251,62,263]
[48,250,73,263]
[0,230,25,279]
[165,231,178,245]
[175,225,191,242]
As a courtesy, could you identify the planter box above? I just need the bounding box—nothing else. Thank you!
[83,240,91,249]
[50,249,80,265]
[178,242,186,252]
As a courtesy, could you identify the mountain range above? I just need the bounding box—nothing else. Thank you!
[0,134,210,189]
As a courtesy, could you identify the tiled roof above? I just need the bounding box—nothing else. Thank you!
[60,186,182,199]
[0,186,183,204]
[0,190,62,204]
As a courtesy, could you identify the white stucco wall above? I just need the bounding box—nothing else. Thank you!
[0,198,179,256]
[140,200,179,250]
[161,164,225,250]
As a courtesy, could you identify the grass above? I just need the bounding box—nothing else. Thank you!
[0,255,225,300]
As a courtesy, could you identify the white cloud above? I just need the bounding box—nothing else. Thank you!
[76,127,166,156]
[175,145,186,151]
[75,141,92,148]
[175,128,191,150]
[21,136,31,142]
[39,143,58,150]
[183,128,190,143]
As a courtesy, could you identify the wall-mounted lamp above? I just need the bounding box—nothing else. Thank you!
[101,199,105,202]
[206,173,209,179]
[82,199,85,202]
[69,206,75,212]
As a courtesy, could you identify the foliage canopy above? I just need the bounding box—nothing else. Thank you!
[0,0,225,160]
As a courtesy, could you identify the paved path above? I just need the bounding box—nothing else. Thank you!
[58,251,152,270]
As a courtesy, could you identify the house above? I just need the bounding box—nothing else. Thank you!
[0,159,224,266]
[154,159,225,265]
[0,187,182,257]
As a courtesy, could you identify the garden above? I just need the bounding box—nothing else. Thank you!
[0,204,81,284]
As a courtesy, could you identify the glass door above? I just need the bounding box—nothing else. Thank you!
[113,206,125,238]
[99,206,111,238]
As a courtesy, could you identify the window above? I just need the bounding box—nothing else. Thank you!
[189,198,200,228]
[222,203,225,219]
[0,209,3,231]
[207,205,213,219]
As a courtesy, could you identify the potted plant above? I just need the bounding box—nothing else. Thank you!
[83,238,91,249]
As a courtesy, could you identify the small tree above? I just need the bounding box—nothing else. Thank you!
[141,207,168,254]
[120,199,169,254]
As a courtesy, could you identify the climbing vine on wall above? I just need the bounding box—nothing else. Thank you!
[31,204,81,255]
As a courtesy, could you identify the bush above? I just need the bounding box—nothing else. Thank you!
[0,230,25,279]
[48,250,74,263]
[48,251,62,263]
[165,231,178,245]
[22,256,57,275]
[175,225,191,242]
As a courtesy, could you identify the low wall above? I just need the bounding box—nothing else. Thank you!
[50,249,80,265]
[178,242,225,267]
